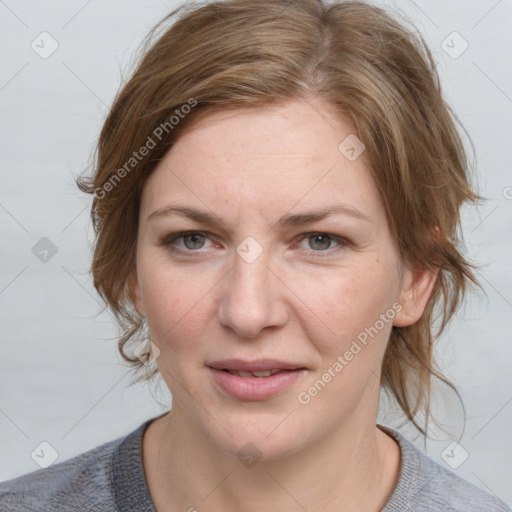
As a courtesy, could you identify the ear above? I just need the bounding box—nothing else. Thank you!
[127,269,146,317]
[393,263,438,328]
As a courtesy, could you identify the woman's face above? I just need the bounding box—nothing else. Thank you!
[131,98,434,460]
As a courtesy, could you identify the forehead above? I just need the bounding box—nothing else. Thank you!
[141,99,382,221]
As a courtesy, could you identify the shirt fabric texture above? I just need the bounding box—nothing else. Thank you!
[0,413,510,511]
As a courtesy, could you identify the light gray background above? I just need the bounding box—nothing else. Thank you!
[1,0,511,505]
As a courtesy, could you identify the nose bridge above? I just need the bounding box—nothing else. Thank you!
[218,244,286,338]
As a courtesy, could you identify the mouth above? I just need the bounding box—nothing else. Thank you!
[208,358,307,373]
[220,368,293,378]
[207,359,308,400]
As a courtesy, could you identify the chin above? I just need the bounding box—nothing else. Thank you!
[203,411,313,463]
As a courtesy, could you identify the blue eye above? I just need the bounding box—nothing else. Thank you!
[163,231,214,253]
[161,230,348,257]
[297,233,345,252]
[181,233,207,250]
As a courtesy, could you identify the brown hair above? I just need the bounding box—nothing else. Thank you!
[77,0,482,437]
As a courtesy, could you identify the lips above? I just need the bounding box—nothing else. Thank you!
[207,359,307,400]
[225,369,283,377]
[208,358,306,372]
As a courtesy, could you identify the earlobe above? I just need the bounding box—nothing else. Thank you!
[128,270,146,317]
[393,265,438,328]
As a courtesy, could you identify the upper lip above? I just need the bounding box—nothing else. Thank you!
[208,359,306,372]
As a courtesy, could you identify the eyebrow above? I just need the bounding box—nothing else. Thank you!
[146,203,372,229]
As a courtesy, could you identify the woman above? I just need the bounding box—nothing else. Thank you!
[1,0,509,510]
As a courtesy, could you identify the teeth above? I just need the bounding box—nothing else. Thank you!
[227,369,282,377]
[251,370,274,377]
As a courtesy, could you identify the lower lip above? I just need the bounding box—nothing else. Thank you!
[209,368,307,401]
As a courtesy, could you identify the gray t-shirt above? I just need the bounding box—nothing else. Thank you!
[0,415,509,511]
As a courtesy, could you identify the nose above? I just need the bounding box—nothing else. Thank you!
[217,249,288,339]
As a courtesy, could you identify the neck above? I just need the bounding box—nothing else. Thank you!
[142,405,401,512]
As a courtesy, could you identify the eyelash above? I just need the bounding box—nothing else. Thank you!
[161,230,350,258]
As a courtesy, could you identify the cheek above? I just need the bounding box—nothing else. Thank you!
[290,257,398,363]
[291,260,398,417]
[138,254,220,353]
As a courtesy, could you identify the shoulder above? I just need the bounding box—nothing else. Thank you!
[379,425,511,512]
[419,462,511,511]
[0,422,145,512]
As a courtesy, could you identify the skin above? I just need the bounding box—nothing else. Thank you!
[130,97,437,512]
